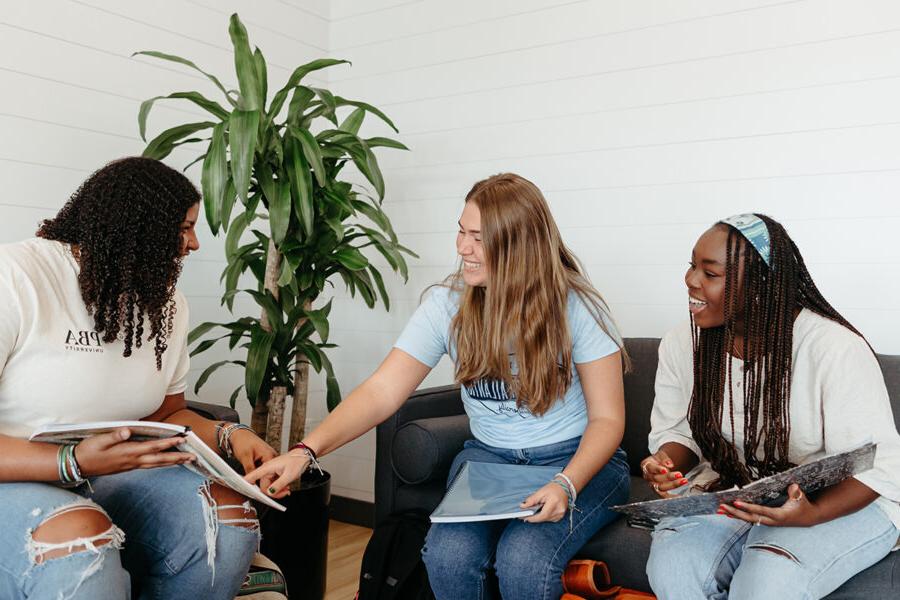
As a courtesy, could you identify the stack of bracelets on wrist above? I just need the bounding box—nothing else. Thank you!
[288,442,324,476]
[58,444,87,487]
[215,422,254,458]
[550,472,581,533]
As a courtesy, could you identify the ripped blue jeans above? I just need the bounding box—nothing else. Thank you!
[646,502,899,600]
[0,466,259,600]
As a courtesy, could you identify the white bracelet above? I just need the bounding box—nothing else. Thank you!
[554,472,577,503]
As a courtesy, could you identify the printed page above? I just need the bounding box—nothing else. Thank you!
[612,443,876,524]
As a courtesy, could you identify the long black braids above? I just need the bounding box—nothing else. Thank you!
[687,214,864,489]
[37,157,200,369]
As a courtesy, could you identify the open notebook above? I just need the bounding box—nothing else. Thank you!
[430,461,562,523]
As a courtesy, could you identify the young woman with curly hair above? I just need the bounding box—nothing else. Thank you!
[642,214,900,599]
[247,173,631,599]
[0,157,275,600]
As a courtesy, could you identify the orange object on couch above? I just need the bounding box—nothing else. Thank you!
[561,559,656,600]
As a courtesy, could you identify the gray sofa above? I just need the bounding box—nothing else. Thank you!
[375,338,900,597]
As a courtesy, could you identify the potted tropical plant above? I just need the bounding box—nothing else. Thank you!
[136,14,414,598]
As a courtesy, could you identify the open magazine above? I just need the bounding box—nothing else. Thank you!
[30,420,285,512]
[612,443,876,526]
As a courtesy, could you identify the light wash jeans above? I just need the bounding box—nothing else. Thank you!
[421,436,630,600]
[646,503,899,600]
[0,465,259,600]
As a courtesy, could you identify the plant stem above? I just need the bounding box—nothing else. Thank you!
[266,385,287,452]
[288,359,309,447]
[252,239,283,441]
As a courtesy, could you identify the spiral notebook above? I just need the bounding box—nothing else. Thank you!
[430,461,563,523]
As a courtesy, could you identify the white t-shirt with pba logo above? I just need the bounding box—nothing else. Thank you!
[0,238,190,438]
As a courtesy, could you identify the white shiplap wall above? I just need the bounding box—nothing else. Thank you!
[320,0,900,501]
[2,1,899,503]
[0,2,329,452]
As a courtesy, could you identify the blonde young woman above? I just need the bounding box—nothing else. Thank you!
[247,173,631,600]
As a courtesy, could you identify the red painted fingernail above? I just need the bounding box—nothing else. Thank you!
[659,468,667,474]
[717,510,725,515]
[680,479,688,485]
[673,472,682,479]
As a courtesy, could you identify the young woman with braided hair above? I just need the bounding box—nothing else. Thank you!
[247,173,631,600]
[642,214,900,599]
[0,157,273,599]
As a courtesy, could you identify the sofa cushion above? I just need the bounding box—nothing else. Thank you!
[391,414,471,485]
[621,339,661,476]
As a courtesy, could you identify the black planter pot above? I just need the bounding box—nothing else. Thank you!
[260,469,331,600]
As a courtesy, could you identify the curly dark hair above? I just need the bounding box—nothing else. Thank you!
[687,214,865,490]
[37,157,200,369]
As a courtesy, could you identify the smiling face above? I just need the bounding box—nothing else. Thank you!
[685,225,745,330]
[456,200,487,287]
[179,203,200,257]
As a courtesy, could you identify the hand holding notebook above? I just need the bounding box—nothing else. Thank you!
[31,420,286,511]
[430,461,563,523]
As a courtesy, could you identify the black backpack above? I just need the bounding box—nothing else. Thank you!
[357,512,436,600]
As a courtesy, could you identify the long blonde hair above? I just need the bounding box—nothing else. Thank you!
[448,173,628,416]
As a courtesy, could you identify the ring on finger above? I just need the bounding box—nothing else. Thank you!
[641,462,650,474]
[652,482,660,492]
[754,516,761,527]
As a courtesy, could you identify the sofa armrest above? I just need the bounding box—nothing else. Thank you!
[391,414,471,485]
[186,400,240,423]
[375,384,465,523]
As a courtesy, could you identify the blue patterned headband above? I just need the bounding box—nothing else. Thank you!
[719,213,771,266]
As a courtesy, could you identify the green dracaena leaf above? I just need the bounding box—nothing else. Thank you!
[245,329,275,403]
[228,109,260,204]
[334,246,368,271]
[142,122,214,161]
[228,14,262,110]
[268,58,349,118]
[138,91,228,141]
[288,125,326,186]
[201,122,227,234]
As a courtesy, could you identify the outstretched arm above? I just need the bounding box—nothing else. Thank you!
[245,348,432,497]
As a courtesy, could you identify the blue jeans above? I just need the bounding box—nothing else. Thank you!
[0,466,259,600]
[422,436,630,600]
[647,503,899,599]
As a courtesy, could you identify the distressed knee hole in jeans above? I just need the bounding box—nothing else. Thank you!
[24,501,125,600]
[746,542,801,565]
[198,480,260,585]
[652,519,701,538]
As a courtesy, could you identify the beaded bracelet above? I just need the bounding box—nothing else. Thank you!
[288,442,324,476]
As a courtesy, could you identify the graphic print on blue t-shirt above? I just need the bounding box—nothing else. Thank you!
[465,356,529,418]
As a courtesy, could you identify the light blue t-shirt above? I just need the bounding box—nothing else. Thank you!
[394,286,620,449]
